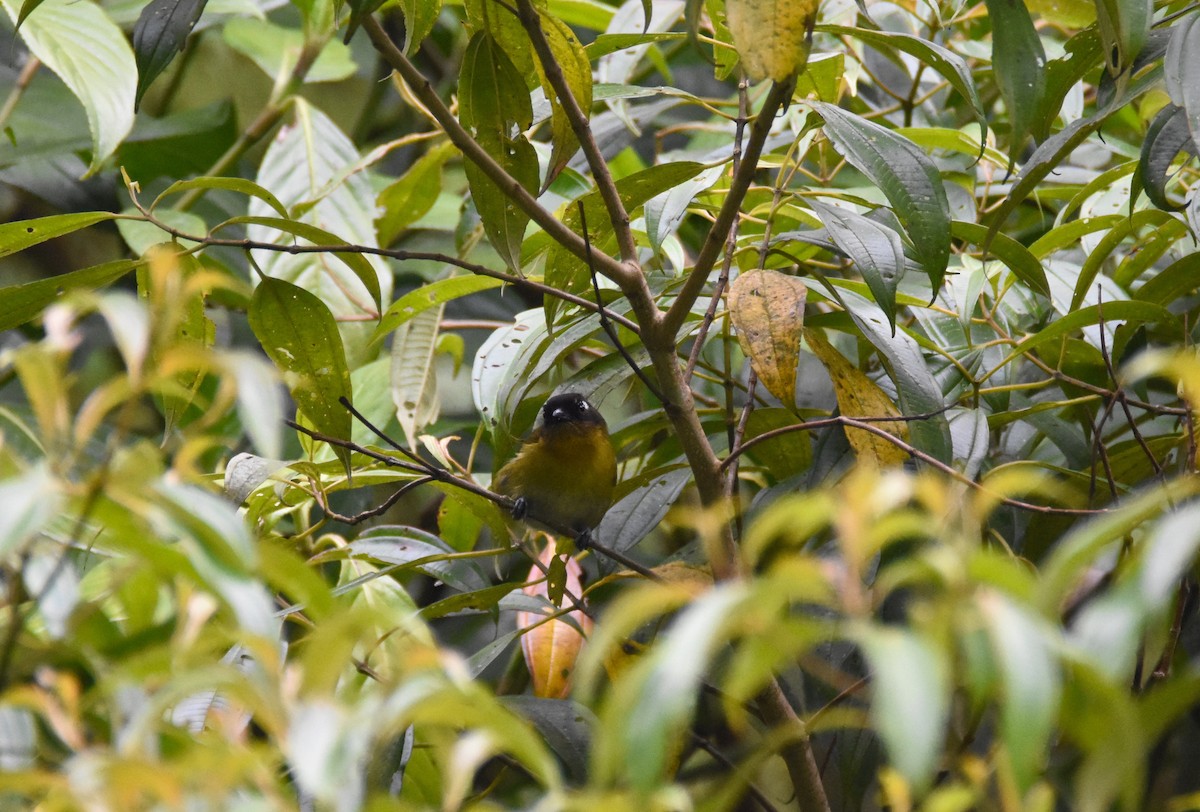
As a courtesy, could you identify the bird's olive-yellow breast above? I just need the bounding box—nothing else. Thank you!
[494,393,617,536]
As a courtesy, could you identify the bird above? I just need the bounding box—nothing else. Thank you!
[493,392,617,547]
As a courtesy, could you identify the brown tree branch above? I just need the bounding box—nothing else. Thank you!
[663,78,795,337]
[363,14,632,285]
[515,0,638,265]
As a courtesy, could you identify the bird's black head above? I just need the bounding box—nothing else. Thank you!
[541,393,605,429]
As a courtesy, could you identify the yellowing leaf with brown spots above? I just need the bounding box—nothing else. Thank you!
[805,328,909,467]
[517,547,592,699]
[728,270,806,408]
[725,0,819,83]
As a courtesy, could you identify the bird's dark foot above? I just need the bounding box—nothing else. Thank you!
[510,497,528,521]
[573,528,593,550]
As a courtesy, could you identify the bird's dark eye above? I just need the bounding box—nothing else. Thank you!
[578,401,589,411]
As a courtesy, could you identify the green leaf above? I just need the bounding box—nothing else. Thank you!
[1133,104,1195,213]
[373,276,503,345]
[1165,13,1200,154]
[1133,252,1200,305]
[132,0,208,109]
[155,176,290,219]
[984,0,1046,170]
[856,626,949,791]
[812,102,950,292]
[536,10,594,184]
[1094,0,1150,78]
[1007,300,1175,359]
[810,200,905,331]
[0,464,59,559]
[820,24,987,142]
[3,0,136,173]
[951,220,1050,298]
[222,17,357,83]
[0,212,117,259]
[391,307,442,449]
[398,0,442,53]
[248,277,353,473]
[0,259,141,331]
[595,466,691,559]
[1069,210,1177,311]
[836,287,953,464]
[460,31,540,271]
[244,103,391,366]
[1034,27,1103,139]
[376,141,455,245]
[979,591,1060,791]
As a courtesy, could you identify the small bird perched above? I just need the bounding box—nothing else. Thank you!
[494,392,617,546]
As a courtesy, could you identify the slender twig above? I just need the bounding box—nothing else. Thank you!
[1097,294,1165,480]
[685,79,751,384]
[727,372,758,496]
[362,14,630,284]
[311,475,434,524]
[688,731,782,812]
[578,202,668,405]
[1150,578,1193,683]
[0,56,39,135]
[130,211,640,333]
[721,411,1115,516]
[663,78,796,337]
[286,416,662,581]
[515,0,636,265]
[175,43,323,212]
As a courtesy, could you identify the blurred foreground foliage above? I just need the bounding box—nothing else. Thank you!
[3,0,1200,808]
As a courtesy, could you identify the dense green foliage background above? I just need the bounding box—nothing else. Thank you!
[3,0,1200,808]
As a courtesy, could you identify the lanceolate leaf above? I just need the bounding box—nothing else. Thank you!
[819,24,987,142]
[728,270,807,407]
[984,0,1046,170]
[373,276,504,345]
[951,220,1050,298]
[856,626,950,791]
[812,102,950,292]
[0,260,141,331]
[398,0,442,53]
[1094,0,1150,78]
[809,199,905,332]
[391,307,442,449]
[248,277,353,472]
[132,0,208,109]
[836,287,953,464]
[1134,104,1196,213]
[3,0,136,174]
[806,329,909,467]
[0,212,117,258]
[460,31,540,272]
[1165,14,1200,155]
[535,10,594,184]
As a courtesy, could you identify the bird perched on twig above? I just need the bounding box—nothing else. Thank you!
[494,392,617,547]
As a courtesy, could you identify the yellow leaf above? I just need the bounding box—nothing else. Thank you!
[805,328,909,466]
[725,0,819,83]
[728,269,807,407]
